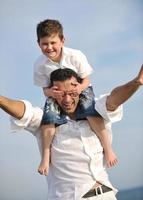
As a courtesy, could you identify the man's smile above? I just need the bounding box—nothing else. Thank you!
[62,101,74,111]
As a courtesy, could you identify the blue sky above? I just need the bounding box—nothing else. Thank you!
[0,0,143,199]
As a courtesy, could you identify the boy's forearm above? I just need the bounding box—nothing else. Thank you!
[0,96,25,119]
[43,87,51,97]
[80,77,90,91]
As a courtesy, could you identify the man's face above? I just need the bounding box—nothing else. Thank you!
[38,33,64,63]
[53,77,80,117]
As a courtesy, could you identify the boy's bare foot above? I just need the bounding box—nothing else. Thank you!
[104,149,118,168]
[38,157,49,176]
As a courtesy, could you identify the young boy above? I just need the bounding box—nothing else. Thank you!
[34,19,117,176]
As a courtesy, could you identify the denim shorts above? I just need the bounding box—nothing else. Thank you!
[76,86,101,120]
[41,97,67,126]
[41,86,101,126]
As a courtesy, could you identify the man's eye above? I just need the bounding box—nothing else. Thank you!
[70,93,78,97]
[61,92,78,97]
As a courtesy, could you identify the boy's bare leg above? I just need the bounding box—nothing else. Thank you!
[87,116,118,168]
[0,96,25,119]
[107,64,143,111]
[38,124,55,176]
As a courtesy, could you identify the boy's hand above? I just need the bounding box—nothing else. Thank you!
[50,86,63,99]
[71,82,83,94]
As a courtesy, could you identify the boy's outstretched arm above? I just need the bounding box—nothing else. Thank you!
[106,64,143,111]
[0,96,25,119]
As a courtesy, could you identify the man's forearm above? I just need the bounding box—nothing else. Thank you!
[106,79,140,111]
[106,65,143,111]
[0,96,25,119]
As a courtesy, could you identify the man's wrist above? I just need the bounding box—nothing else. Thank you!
[0,96,5,107]
[134,78,142,86]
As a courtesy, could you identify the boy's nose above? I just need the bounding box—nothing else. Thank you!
[46,43,52,49]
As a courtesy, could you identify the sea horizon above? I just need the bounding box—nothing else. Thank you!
[117,186,143,200]
[0,186,143,200]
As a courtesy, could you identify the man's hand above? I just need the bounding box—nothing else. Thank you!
[135,64,143,85]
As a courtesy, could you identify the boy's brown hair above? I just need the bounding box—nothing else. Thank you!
[36,19,64,42]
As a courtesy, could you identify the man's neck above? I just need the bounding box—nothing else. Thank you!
[67,113,76,120]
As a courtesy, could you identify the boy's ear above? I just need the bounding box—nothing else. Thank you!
[62,37,65,43]
[37,40,40,47]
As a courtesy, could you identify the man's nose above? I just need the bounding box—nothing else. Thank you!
[63,94,71,102]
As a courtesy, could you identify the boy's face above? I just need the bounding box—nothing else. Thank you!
[38,33,64,63]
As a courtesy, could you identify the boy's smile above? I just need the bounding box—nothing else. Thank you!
[38,34,64,63]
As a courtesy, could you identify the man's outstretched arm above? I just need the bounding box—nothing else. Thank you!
[0,96,25,119]
[106,64,143,111]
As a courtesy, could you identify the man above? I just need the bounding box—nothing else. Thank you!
[0,65,143,200]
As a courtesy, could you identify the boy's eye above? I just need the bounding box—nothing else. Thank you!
[51,42,56,45]
[42,43,49,46]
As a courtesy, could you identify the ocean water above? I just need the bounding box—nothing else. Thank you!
[117,187,143,200]
[0,187,143,200]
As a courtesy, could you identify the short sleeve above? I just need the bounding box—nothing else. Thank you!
[34,64,51,87]
[95,94,123,123]
[33,55,51,87]
[78,51,93,78]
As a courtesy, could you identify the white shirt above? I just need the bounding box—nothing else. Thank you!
[10,95,123,200]
[33,47,93,87]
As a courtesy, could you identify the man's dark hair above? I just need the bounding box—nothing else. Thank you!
[36,19,64,42]
[50,68,82,86]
